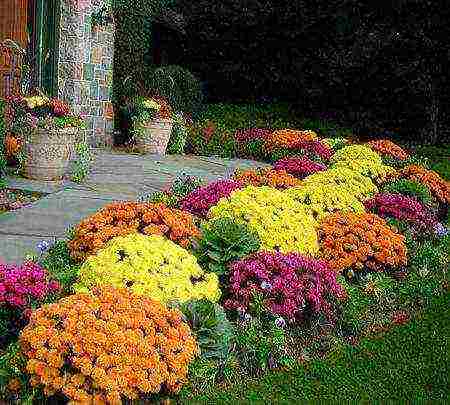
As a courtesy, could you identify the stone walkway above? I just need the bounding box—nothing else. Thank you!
[0,149,266,264]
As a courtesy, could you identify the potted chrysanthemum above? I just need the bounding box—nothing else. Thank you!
[126,95,174,154]
[5,93,84,181]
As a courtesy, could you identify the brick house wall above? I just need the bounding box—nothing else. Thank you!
[57,0,115,148]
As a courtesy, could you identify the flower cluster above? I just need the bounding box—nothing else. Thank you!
[331,145,396,181]
[181,179,243,218]
[0,262,60,308]
[264,129,318,151]
[4,134,21,157]
[232,167,301,189]
[19,285,199,402]
[225,252,345,321]
[385,165,450,204]
[209,186,319,255]
[68,202,200,262]
[48,99,71,117]
[366,139,409,160]
[303,167,378,201]
[318,212,407,274]
[75,234,220,304]
[285,183,366,222]
[273,156,327,179]
[364,193,438,232]
[234,128,272,150]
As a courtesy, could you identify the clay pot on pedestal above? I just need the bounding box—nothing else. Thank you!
[133,118,173,155]
[22,127,79,181]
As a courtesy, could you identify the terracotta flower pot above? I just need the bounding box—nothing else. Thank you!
[134,118,173,155]
[22,127,79,181]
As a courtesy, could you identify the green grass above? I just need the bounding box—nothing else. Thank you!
[413,144,450,181]
[181,291,450,402]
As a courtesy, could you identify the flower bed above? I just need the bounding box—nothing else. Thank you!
[0,114,448,403]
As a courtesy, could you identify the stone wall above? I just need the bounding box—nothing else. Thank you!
[57,0,114,147]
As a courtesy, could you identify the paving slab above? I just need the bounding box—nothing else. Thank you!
[0,151,266,264]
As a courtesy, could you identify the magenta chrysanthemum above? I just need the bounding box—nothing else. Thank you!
[225,251,345,322]
[0,261,60,309]
[364,193,438,233]
[273,156,327,179]
[181,179,243,218]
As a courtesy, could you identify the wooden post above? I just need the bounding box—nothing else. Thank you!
[0,0,28,97]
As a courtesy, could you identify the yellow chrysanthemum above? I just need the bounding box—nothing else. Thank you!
[284,183,366,222]
[330,144,396,181]
[303,167,378,201]
[208,186,319,255]
[74,234,220,304]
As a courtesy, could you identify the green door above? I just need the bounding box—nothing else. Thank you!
[31,0,60,96]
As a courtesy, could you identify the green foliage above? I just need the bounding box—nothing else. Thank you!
[142,65,203,115]
[0,342,33,402]
[414,144,450,181]
[167,113,188,154]
[70,142,93,183]
[381,179,433,206]
[186,121,237,158]
[195,218,260,277]
[337,273,397,335]
[396,235,449,306]
[234,317,295,376]
[170,174,203,199]
[178,299,234,362]
[181,292,450,402]
[145,190,179,207]
[38,240,80,294]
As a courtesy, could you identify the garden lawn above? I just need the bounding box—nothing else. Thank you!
[181,291,450,402]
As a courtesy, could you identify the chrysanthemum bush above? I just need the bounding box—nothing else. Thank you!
[366,139,410,161]
[284,183,366,222]
[232,167,301,189]
[0,262,60,309]
[74,233,220,304]
[181,179,243,218]
[68,202,200,262]
[209,186,319,255]
[0,262,60,349]
[303,167,378,201]
[330,145,396,181]
[19,285,199,402]
[273,156,327,179]
[318,212,407,275]
[364,193,438,235]
[234,128,272,158]
[381,178,433,206]
[383,165,450,205]
[225,252,346,322]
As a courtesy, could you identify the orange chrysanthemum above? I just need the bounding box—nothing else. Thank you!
[68,202,200,262]
[366,139,410,160]
[233,167,302,189]
[382,165,449,204]
[264,129,318,151]
[19,286,199,404]
[4,134,21,157]
[318,212,407,274]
